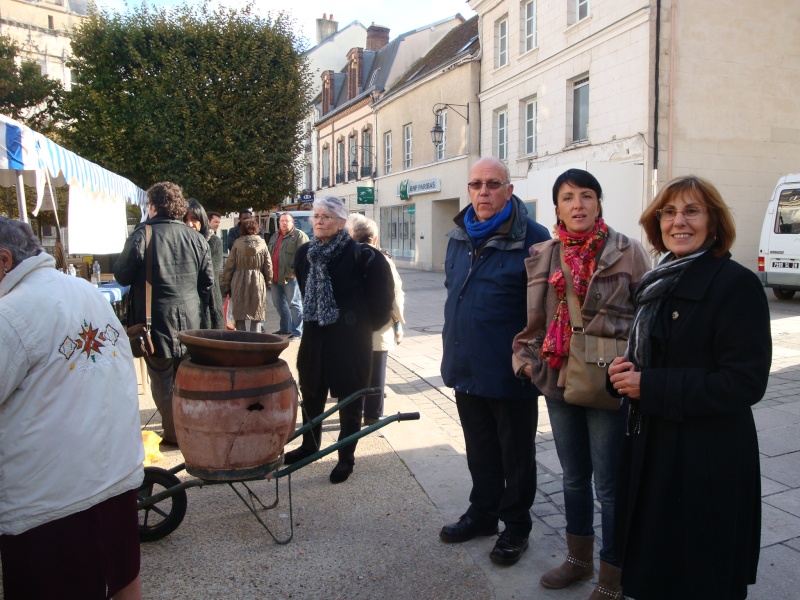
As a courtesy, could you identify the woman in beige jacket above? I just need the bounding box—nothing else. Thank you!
[221,218,273,332]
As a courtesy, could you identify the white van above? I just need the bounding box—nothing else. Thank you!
[757,173,800,299]
[264,211,314,243]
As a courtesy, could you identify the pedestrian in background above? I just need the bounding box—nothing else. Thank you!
[440,157,550,566]
[221,218,272,332]
[346,214,405,426]
[115,182,213,446]
[512,168,650,598]
[609,176,771,600]
[227,208,253,251]
[267,213,308,340]
[207,211,222,235]
[184,198,224,329]
[286,196,394,484]
[0,218,144,599]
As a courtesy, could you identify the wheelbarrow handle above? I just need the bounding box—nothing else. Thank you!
[287,387,382,443]
[274,410,421,478]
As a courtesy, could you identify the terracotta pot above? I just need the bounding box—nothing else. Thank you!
[173,359,299,481]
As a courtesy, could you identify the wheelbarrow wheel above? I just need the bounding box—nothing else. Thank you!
[138,466,187,542]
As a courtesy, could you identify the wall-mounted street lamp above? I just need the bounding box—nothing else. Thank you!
[430,102,469,147]
[349,144,378,179]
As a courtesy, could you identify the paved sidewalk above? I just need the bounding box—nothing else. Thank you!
[135,267,800,599]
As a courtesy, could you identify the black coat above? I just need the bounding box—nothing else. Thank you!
[617,251,772,600]
[295,238,394,398]
[114,216,214,358]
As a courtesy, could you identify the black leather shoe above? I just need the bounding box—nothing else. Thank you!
[284,447,315,465]
[489,530,529,565]
[329,461,353,484]
[439,515,499,543]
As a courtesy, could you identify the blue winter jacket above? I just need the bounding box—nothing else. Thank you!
[441,196,550,400]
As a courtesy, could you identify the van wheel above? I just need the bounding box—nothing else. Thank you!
[773,289,796,300]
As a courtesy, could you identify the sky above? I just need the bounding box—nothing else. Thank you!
[93,1,477,48]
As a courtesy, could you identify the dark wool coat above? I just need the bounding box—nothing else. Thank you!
[295,238,394,398]
[616,251,772,600]
[204,233,225,329]
[113,216,214,358]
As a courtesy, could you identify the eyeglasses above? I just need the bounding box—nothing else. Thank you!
[467,180,508,191]
[311,214,336,222]
[655,205,707,221]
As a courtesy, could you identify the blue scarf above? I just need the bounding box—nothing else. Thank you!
[464,199,513,247]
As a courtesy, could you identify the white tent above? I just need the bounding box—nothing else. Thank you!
[0,114,147,253]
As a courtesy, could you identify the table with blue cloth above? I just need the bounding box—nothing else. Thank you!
[99,281,130,323]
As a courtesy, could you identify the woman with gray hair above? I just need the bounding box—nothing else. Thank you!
[0,218,144,599]
[285,196,394,483]
[346,214,405,426]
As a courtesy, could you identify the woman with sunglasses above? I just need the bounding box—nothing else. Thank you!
[608,176,771,599]
[512,168,650,599]
[284,196,394,484]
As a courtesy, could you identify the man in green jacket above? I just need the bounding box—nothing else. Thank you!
[267,213,309,339]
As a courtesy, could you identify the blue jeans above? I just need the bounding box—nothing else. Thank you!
[270,278,303,336]
[545,397,626,565]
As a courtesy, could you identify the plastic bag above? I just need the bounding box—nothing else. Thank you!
[224,295,236,330]
[142,430,164,466]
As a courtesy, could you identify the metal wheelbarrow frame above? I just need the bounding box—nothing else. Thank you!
[137,387,419,544]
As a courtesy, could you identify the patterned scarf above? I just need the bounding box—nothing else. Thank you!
[541,218,609,369]
[626,244,710,434]
[302,229,350,326]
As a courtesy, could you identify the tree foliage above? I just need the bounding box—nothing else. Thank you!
[0,35,64,134]
[62,2,312,212]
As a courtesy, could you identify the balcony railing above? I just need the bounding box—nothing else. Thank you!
[335,172,344,184]
[347,170,358,181]
[360,165,373,178]
[321,176,330,187]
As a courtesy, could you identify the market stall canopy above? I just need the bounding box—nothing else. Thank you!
[0,114,147,253]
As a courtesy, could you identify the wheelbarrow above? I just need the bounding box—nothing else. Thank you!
[137,387,420,544]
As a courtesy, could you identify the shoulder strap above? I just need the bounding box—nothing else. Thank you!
[559,244,584,331]
[145,225,152,327]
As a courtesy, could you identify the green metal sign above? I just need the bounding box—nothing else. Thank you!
[407,206,416,215]
[357,187,374,204]
[399,179,409,201]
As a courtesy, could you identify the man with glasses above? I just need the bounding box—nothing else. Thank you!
[267,213,309,339]
[440,157,550,566]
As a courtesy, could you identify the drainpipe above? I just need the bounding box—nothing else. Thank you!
[667,0,677,181]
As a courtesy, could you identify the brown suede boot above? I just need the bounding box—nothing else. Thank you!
[539,533,595,589]
[587,561,623,599]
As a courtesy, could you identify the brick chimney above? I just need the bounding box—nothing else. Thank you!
[316,13,338,45]
[347,48,364,99]
[321,70,335,116]
[366,24,390,51]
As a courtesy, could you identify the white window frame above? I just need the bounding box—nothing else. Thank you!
[361,129,372,172]
[523,1,536,52]
[569,0,590,25]
[572,77,589,142]
[435,111,447,161]
[336,140,345,177]
[403,124,413,169]
[321,147,330,181]
[495,17,508,68]
[384,131,392,174]
[496,109,508,161]
[524,98,537,156]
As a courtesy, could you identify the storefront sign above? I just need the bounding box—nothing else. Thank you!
[356,187,374,204]
[399,180,409,201]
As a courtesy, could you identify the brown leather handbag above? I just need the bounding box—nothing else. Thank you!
[560,246,625,410]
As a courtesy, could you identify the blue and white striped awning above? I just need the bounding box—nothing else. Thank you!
[1,114,146,208]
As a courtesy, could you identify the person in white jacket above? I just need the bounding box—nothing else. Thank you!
[346,214,405,425]
[0,218,144,600]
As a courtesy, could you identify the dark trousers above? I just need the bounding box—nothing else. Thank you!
[364,350,388,420]
[145,355,186,443]
[299,374,364,467]
[455,391,538,536]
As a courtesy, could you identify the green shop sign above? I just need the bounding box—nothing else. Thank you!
[357,187,375,204]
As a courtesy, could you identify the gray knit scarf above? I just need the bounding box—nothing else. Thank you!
[626,245,710,434]
[303,229,350,326]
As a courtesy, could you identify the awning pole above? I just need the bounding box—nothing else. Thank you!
[15,170,29,223]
